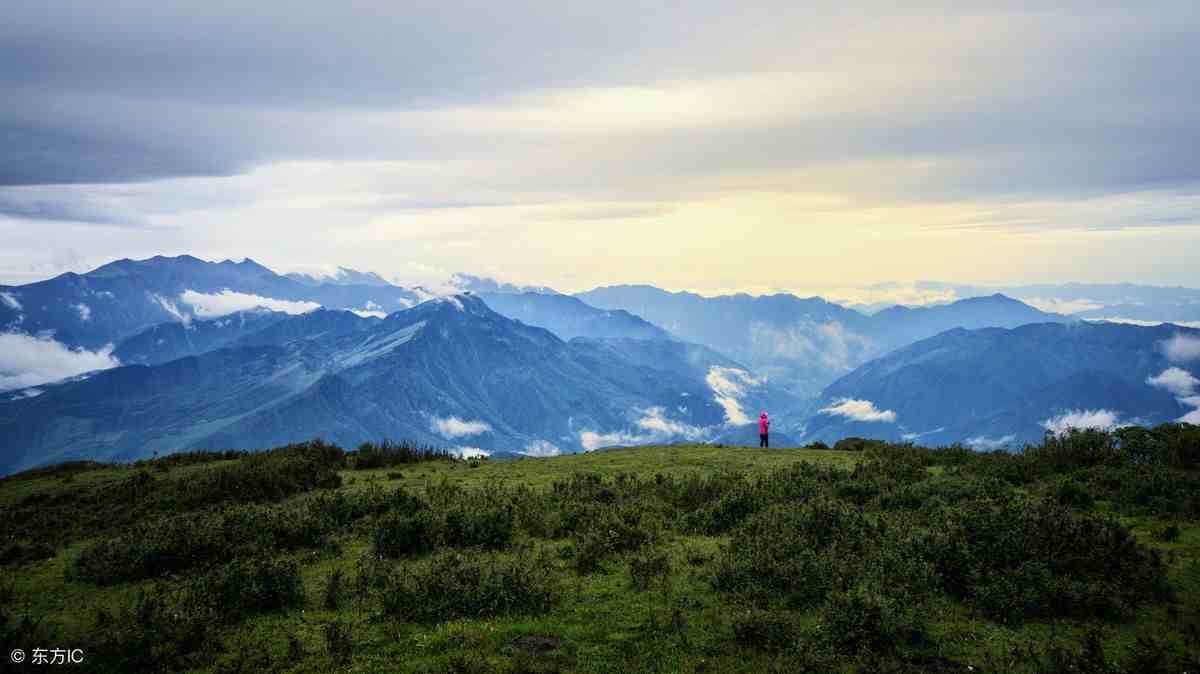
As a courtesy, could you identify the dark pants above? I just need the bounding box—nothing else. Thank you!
[759,433,768,448]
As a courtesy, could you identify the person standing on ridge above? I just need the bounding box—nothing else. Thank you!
[759,411,770,448]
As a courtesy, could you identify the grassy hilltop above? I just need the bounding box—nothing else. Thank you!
[2,430,1199,673]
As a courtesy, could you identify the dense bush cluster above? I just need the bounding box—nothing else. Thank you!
[74,485,410,583]
[5,426,1194,671]
[350,439,452,469]
[368,547,558,622]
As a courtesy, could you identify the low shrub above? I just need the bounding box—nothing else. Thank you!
[926,497,1171,622]
[628,547,672,591]
[731,609,798,652]
[820,583,925,655]
[87,556,304,670]
[1055,478,1095,509]
[371,499,513,558]
[351,439,451,469]
[570,505,659,574]
[376,547,557,622]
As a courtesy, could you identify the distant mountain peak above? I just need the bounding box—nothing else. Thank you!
[284,266,393,287]
[450,273,557,295]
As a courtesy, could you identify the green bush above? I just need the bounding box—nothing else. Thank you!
[1055,478,1095,509]
[351,439,451,469]
[925,497,1171,622]
[820,583,925,655]
[372,511,433,558]
[371,499,514,558]
[75,485,412,584]
[628,547,671,591]
[570,505,659,574]
[376,547,557,622]
[731,609,799,652]
[87,556,304,670]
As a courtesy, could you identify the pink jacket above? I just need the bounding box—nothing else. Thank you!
[758,413,769,434]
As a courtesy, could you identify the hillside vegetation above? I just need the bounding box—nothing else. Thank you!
[2,428,1199,672]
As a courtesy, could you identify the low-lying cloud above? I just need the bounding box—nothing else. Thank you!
[819,398,897,423]
[180,290,321,318]
[1146,367,1200,397]
[1147,363,1200,423]
[0,291,22,311]
[965,434,1017,451]
[579,406,712,451]
[349,301,387,319]
[1164,334,1200,363]
[579,429,642,452]
[747,321,873,372]
[0,332,120,391]
[522,440,562,457]
[151,293,192,326]
[430,415,492,439]
[705,366,763,425]
[450,446,491,459]
[1040,409,1123,436]
[1020,297,1106,315]
[635,406,709,440]
[1179,396,1200,424]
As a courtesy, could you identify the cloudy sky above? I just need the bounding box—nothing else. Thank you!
[3,1,1199,294]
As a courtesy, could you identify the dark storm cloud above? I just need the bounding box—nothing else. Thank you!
[1,0,1198,204]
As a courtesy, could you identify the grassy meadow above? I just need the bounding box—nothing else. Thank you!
[1,430,1199,673]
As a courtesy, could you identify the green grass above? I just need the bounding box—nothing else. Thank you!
[2,436,1198,673]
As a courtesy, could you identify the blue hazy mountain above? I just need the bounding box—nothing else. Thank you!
[112,309,289,366]
[0,255,422,350]
[902,281,1200,323]
[478,292,672,341]
[450,273,558,295]
[0,295,794,475]
[284,267,392,287]
[576,285,1063,398]
[803,321,1199,447]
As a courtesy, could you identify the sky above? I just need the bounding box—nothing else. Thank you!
[3,1,1200,295]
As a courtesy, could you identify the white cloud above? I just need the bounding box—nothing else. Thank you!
[705,366,763,425]
[180,289,321,318]
[821,283,959,309]
[1163,334,1200,363]
[72,303,92,321]
[900,426,945,441]
[1020,297,1106,315]
[579,406,713,451]
[1146,367,1199,397]
[0,332,120,391]
[350,309,387,318]
[1040,409,1123,436]
[1179,397,1200,424]
[451,446,491,459]
[151,293,192,326]
[747,320,874,372]
[635,406,709,440]
[522,440,562,457]
[1086,318,1200,329]
[579,430,644,452]
[0,291,21,311]
[819,398,897,423]
[965,434,1017,451]
[430,415,492,439]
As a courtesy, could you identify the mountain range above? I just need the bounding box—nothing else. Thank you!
[2,254,1197,474]
[804,321,1200,448]
[0,255,421,351]
[0,295,791,474]
[576,285,1064,400]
